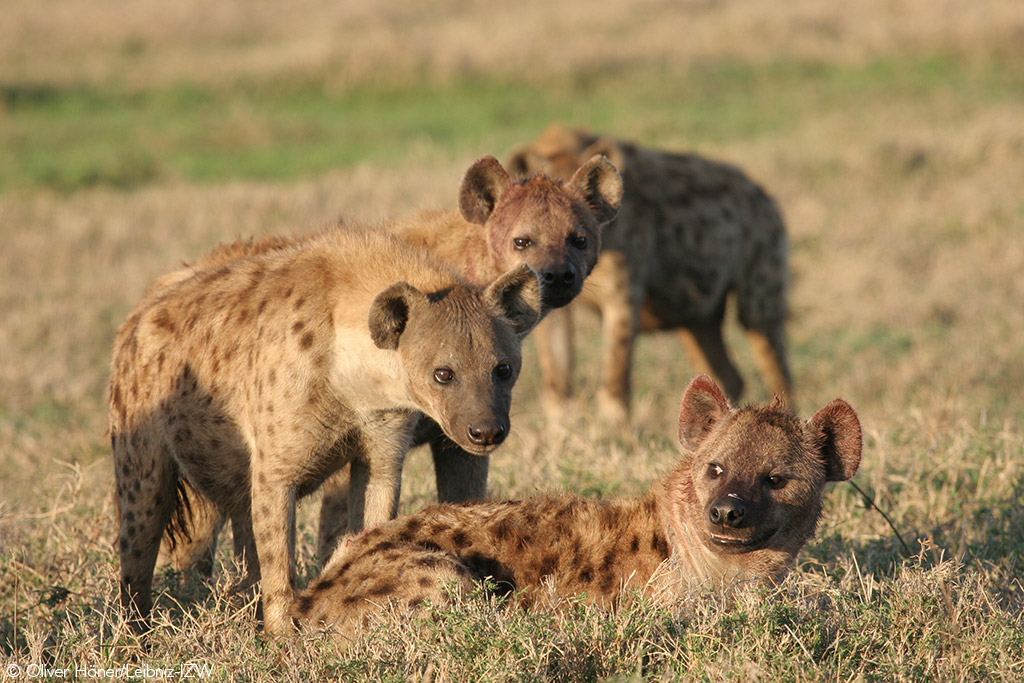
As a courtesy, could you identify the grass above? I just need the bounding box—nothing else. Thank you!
[5,55,1021,192]
[2,0,1024,680]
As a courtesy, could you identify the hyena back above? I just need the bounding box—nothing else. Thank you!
[507,124,790,421]
[292,374,861,639]
[109,227,541,634]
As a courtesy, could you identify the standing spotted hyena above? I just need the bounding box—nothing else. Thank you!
[507,124,791,422]
[109,227,543,635]
[291,374,861,639]
[150,155,624,569]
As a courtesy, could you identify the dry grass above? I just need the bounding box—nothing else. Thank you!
[2,1,1023,680]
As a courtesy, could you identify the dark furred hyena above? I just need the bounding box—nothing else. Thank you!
[507,124,791,423]
[150,155,623,569]
[292,374,861,639]
[109,227,542,635]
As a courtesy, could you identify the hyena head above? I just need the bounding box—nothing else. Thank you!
[457,154,622,310]
[506,123,628,189]
[368,264,542,455]
[669,374,862,579]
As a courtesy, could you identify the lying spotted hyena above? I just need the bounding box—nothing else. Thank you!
[507,124,791,422]
[291,374,861,638]
[149,155,623,569]
[109,227,543,635]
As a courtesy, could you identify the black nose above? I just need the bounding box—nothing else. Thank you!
[708,496,746,528]
[467,423,507,446]
[541,265,577,288]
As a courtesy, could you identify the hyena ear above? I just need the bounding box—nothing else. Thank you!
[485,264,543,338]
[367,281,425,350]
[806,399,862,482]
[677,374,731,451]
[567,154,623,225]
[459,156,512,225]
[580,137,627,175]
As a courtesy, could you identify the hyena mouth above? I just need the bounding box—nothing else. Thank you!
[708,530,776,554]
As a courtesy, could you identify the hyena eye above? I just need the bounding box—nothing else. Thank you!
[767,474,787,489]
[433,368,454,384]
[513,237,533,250]
[494,363,513,380]
[570,234,587,249]
[707,463,724,479]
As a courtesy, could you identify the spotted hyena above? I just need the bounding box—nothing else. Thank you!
[149,155,623,568]
[291,374,861,639]
[507,124,791,423]
[109,227,543,634]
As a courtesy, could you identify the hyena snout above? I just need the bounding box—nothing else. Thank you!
[707,494,747,529]
[536,262,581,308]
[466,420,508,447]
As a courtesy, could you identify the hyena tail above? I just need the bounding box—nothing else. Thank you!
[165,475,202,549]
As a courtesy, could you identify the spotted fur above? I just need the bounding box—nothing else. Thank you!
[292,374,861,639]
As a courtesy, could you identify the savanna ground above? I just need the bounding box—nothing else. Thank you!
[2,0,1023,680]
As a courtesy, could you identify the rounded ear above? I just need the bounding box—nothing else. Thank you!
[567,154,623,225]
[484,264,542,338]
[367,281,423,350]
[458,156,512,225]
[806,399,862,482]
[580,137,627,175]
[677,374,731,451]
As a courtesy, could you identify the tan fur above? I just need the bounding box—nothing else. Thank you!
[507,124,791,422]
[291,374,861,640]
[146,156,624,570]
[109,227,542,635]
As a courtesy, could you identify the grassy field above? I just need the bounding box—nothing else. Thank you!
[2,0,1023,680]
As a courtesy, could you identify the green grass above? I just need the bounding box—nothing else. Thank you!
[4,55,1021,192]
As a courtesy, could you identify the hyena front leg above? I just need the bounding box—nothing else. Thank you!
[249,466,298,635]
[535,306,575,420]
[596,283,638,426]
[345,411,418,533]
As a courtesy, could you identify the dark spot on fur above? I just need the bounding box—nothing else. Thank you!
[258,299,269,315]
[300,332,314,350]
[539,554,558,576]
[414,555,445,569]
[297,595,314,615]
[284,287,294,299]
[601,550,616,571]
[651,532,669,558]
[292,321,305,334]
[408,595,428,608]
[294,297,306,310]
[418,576,433,588]
[152,308,176,334]
[371,541,397,554]
[450,531,469,548]
[492,519,512,542]
[578,566,593,584]
[630,535,640,553]
[369,581,397,596]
